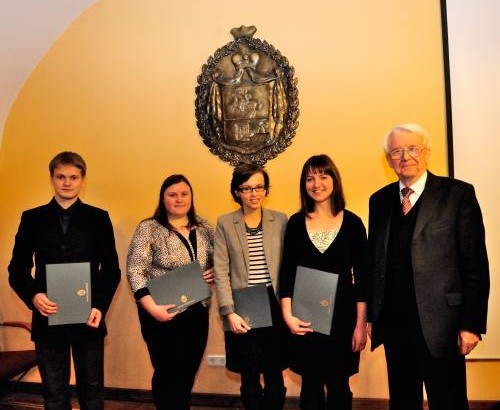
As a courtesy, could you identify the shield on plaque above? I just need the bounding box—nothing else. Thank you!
[195,25,299,165]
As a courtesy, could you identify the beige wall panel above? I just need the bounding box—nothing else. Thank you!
[3,0,493,400]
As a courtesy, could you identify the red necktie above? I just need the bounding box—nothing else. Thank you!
[401,187,413,215]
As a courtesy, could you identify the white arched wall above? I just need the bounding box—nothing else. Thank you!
[0,0,95,142]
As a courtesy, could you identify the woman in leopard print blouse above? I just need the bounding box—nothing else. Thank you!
[126,174,214,410]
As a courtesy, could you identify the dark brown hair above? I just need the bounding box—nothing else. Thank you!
[152,174,199,230]
[230,163,270,206]
[299,154,346,215]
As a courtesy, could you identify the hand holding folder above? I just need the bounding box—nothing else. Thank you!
[292,266,339,336]
[223,283,273,331]
[147,261,211,313]
[46,262,91,326]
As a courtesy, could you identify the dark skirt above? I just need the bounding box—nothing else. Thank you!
[288,331,360,378]
[287,279,360,378]
[287,292,360,378]
[224,288,290,374]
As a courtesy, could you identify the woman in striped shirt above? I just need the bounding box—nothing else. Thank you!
[214,163,288,410]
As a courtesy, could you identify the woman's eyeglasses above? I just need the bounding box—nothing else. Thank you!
[237,185,266,194]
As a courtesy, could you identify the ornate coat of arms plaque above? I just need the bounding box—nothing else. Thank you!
[195,26,299,165]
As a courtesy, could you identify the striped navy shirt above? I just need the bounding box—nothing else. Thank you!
[246,229,271,286]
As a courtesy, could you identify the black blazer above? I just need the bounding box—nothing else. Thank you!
[367,172,489,358]
[8,198,121,343]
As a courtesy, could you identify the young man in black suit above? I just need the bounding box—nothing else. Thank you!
[8,151,121,410]
[367,124,489,410]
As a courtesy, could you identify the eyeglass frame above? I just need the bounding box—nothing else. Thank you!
[236,184,267,194]
[388,146,428,160]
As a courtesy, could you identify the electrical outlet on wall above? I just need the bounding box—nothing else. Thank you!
[207,354,226,366]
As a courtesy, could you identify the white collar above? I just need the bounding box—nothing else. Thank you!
[399,171,427,202]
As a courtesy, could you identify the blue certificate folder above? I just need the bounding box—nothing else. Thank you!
[292,266,339,336]
[147,261,211,313]
[223,283,273,331]
[46,262,91,326]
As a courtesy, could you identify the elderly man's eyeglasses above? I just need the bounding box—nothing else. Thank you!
[237,185,266,194]
[389,147,427,160]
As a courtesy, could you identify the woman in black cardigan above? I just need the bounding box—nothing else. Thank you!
[279,154,368,410]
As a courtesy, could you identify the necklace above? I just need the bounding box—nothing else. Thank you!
[245,221,262,235]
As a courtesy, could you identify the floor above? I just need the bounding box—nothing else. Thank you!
[0,390,385,410]
[1,389,498,410]
[2,391,238,409]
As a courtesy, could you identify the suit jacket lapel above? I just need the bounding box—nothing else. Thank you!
[261,208,274,275]
[413,172,442,240]
[381,184,398,255]
[232,210,250,273]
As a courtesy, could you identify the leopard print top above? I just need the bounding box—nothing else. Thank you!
[126,217,214,298]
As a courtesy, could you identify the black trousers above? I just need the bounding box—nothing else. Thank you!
[383,321,468,410]
[36,338,104,410]
[138,303,209,410]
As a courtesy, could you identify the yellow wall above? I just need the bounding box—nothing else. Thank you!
[1,0,497,400]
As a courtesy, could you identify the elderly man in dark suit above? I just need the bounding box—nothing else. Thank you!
[8,151,121,410]
[367,124,489,410]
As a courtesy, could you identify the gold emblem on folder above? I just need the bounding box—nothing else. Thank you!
[320,299,330,307]
[77,289,87,297]
[180,295,188,303]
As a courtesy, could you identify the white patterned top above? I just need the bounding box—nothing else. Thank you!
[307,228,339,253]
